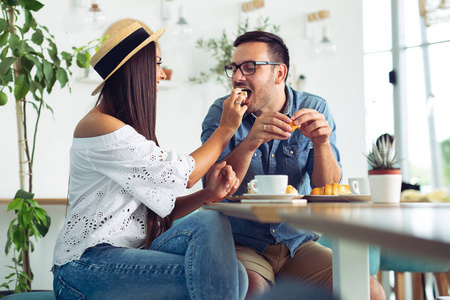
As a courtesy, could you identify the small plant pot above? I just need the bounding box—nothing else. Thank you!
[368,169,402,204]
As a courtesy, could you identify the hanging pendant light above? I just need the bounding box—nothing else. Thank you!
[84,0,106,31]
[314,25,337,55]
[172,0,192,38]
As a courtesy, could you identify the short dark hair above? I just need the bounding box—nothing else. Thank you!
[234,31,290,80]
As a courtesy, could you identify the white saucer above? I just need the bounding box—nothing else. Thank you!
[243,193,304,200]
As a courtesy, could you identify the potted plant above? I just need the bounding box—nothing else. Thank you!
[0,1,104,293]
[189,17,280,89]
[366,133,402,203]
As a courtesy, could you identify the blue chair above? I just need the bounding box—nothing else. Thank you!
[317,235,381,275]
[379,183,450,300]
[379,250,450,300]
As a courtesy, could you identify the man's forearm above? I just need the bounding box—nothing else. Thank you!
[311,141,342,187]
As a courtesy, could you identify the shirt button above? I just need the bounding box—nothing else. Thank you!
[272,229,275,233]
[254,153,257,157]
[290,150,294,155]
[271,154,275,158]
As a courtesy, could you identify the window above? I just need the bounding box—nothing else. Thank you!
[363,0,450,192]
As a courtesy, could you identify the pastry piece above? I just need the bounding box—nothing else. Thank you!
[248,183,298,194]
[285,185,298,194]
[288,122,300,132]
[310,183,351,195]
[310,187,324,195]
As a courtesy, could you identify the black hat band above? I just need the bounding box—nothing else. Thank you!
[94,28,150,79]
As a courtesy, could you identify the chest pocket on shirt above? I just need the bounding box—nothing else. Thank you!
[282,141,311,176]
[249,148,263,174]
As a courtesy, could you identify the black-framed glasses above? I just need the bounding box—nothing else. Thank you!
[224,61,280,78]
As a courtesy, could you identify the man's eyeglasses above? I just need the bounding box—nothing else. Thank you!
[224,61,280,78]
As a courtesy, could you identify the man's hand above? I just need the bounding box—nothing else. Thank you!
[290,108,331,145]
[205,161,240,203]
[244,112,292,150]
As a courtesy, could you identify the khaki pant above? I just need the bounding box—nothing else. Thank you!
[236,241,333,287]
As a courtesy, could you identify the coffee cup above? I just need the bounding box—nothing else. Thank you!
[248,175,288,195]
[348,177,371,195]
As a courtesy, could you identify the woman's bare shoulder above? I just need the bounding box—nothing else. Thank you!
[74,109,126,138]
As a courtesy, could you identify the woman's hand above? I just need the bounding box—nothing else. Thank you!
[205,161,240,203]
[219,88,248,132]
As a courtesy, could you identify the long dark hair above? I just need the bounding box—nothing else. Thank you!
[96,41,173,248]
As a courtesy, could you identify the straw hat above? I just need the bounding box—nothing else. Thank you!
[90,21,165,96]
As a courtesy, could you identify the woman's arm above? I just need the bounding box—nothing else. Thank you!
[171,162,240,220]
[187,89,247,187]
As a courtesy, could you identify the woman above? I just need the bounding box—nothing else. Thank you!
[52,22,249,299]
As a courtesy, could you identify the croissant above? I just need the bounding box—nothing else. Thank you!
[310,183,351,195]
[288,122,300,132]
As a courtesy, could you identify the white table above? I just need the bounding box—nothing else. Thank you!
[279,202,450,300]
[205,202,450,300]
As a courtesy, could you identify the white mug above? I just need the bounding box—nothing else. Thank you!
[348,177,371,195]
[248,175,288,195]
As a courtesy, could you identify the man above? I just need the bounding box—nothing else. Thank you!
[201,31,385,300]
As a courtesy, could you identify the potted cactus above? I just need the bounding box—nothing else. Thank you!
[366,133,401,175]
[366,133,402,203]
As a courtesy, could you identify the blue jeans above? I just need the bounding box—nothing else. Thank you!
[53,210,248,299]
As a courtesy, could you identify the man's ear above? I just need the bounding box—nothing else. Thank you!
[274,64,288,84]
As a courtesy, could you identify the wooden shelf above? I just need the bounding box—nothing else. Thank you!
[0,198,68,205]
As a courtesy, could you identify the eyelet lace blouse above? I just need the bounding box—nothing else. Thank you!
[53,125,195,266]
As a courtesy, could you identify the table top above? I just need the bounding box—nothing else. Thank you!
[204,202,450,262]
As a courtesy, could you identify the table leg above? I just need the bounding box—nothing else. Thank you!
[332,237,370,300]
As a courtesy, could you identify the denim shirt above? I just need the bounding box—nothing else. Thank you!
[201,86,342,257]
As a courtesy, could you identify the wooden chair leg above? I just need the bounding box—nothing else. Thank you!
[377,270,383,284]
[435,272,450,296]
[411,273,424,300]
[394,272,405,300]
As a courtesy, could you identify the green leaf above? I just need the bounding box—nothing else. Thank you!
[22,208,33,225]
[12,230,23,250]
[0,91,7,106]
[20,55,35,73]
[35,214,51,237]
[43,59,54,87]
[30,80,43,97]
[0,45,9,60]
[0,31,9,47]
[0,18,7,31]
[22,0,44,12]
[8,33,21,50]
[61,51,72,61]
[7,198,24,212]
[14,74,30,100]
[31,28,43,45]
[76,52,89,68]
[0,57,16,75]
[56,67,68,88]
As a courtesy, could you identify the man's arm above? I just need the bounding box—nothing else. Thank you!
[291,108,342,187]
[205,112,293,185]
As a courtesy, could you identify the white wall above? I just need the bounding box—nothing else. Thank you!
[0,0,366,290]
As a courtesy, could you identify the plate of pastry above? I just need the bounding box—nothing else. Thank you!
[303,195,348,202]
[303,183,365,202]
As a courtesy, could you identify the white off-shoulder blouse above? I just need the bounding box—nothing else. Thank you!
[53,125,195,266]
